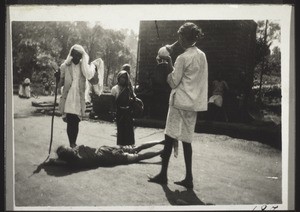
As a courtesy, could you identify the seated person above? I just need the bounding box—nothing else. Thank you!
[208,73,229,108]
[44,140,165,168]
[207,73,229,121]
[18,78,31,98]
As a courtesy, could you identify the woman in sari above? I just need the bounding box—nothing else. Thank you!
[111,70,136,146]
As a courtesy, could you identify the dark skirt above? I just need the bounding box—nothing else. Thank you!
[116,107,135,146]
[115,87,135,146]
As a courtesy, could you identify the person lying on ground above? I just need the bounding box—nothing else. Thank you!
[44,140,165,168]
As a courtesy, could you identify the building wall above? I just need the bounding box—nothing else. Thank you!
[137,20,257,121]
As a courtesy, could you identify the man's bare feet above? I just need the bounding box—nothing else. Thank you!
[148,174,168,185]
[174,179,194,189]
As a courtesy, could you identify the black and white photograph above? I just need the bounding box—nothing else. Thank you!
[5,4,295,211]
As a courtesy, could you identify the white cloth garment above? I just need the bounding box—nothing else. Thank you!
[167,46,208,112]
[85,58,104,102]
[165,105,197,143]
[208,80,229,107]
[111,85,121,99]
[58,44,96,119]
[208,95,223,107]
[64,63,82,115]
[165,46,208,143]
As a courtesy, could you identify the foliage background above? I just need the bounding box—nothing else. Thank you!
[12,20,281,115]
[253,20,281,115]
[12,21,138,92]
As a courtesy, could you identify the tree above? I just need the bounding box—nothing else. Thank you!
[15,39,39,80]
[254,20,281,102]
[12,22,64,83]
[53,22,75,60]
[268,46,281,77]
[12,21,138,92]
[87,25,105,61]
[123,29,138,85]
[101,29,134,87]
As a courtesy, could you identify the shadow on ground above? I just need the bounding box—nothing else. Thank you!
[30,160,162,178]
[161,185,214,205]
[14,111,52,119]
[30,163,98,177]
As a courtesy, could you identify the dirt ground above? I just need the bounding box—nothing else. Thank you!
[11,95,282,209]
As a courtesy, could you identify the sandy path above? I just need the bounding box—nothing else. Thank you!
[12,95,282,208]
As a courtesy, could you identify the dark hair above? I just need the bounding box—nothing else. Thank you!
[56,145,77,162]
[177,22,202,43]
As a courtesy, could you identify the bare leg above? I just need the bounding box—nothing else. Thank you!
[183,142,193,181]
[148,135,175,184]
[67,122,78,148]
[66,114,80,148]
[135,150,163,161]
[174,142,194,189]
[134,140,165,153]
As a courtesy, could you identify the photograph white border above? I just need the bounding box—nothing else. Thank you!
[5,4,295,211]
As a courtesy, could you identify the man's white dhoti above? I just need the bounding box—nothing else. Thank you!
[164,106,197,143]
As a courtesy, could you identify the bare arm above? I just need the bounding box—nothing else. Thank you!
[43,158,68,166]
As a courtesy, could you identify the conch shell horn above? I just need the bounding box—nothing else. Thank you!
[165,41,179,54]
[156,41,179,64]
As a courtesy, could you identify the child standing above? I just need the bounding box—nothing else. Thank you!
[111,70,136,146]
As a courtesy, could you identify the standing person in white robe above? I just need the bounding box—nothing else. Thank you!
[56,44,100,148]
[148,22,208,189]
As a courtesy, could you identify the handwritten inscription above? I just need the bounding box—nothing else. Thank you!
[253,205,279,211]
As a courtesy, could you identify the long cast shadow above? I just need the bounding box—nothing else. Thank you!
[30,159,161,177]
[30,162,100,177]
[161,184,214,205]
